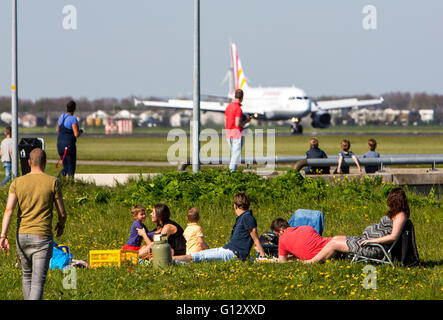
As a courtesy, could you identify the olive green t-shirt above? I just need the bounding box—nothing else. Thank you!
[9,173,62,237]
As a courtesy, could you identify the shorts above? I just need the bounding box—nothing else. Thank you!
[122,244,140,251]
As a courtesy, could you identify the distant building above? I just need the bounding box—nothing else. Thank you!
[1,112,12,125]
[201,111,225,126]
[170,111,191,127]
[138,110,162,127]
[419,109,434,123]
[86,110,110,127]
[383,108,400,123]
[112,109,138,120]
[21,114,45,128]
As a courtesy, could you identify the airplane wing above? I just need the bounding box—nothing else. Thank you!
[134,98,228,113]
[312,97,384,112]
[134,98,266,116]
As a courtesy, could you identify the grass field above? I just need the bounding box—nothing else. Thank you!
[0,127,441,301]
[0,132,437,178]
[18,130,443,164]
[0,171,441,301]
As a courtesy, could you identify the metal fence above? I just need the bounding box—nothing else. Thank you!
[178,154,443,172]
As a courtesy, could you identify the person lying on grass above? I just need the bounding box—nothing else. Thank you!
[303,187,410,264]
[270,218,333,262]
[173,193,267,263]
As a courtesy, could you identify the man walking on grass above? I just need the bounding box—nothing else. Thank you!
[0,148,68,300]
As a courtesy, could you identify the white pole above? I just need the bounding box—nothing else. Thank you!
[192,0,200,173]
[11,0,19,178]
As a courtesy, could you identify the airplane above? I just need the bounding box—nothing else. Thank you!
[134,43,384,134]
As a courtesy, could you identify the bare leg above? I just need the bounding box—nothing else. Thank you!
[172,254,192,263]
[138,242,154,259]
[304,236,349,264]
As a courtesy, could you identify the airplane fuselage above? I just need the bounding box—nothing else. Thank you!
[236,87,312,121]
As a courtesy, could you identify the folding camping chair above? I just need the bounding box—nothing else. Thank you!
[350,241,397,266]
[350,219,419,267]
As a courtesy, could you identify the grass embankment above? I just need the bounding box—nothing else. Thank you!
[0,170,441,300]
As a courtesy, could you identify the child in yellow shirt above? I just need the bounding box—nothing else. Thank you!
[183,207,209,254]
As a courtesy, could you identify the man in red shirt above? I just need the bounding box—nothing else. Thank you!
[270,218,332,261]
[225,89,251,171]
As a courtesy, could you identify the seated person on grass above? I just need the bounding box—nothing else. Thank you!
[122,205,150,251]
[334,139,361,175]
[305,137,330,175]
[173,193,267,263]
[270,218,332,262]
[137,203,187,258]
[183,207,210,254]
[362,138,380,174]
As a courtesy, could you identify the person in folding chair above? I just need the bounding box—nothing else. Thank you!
[303,188,410,265]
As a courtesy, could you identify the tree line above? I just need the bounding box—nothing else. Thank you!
[0,91,442,123]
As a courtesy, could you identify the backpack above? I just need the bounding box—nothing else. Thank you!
[258,231,279,258]
[391,220,420,267]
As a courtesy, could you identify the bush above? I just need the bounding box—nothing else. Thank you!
[121,170,405,209]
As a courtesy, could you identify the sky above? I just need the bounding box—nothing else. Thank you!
[0,0,442,101]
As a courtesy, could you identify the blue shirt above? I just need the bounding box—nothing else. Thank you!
[339,151,354,158]
[363,151,380,158]
[58,114,78,130]
[223,210,257,260]
[126,221,148,247]
[363,151,380,173]
[338,151,355,174]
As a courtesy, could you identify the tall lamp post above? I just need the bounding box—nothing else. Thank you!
[11,0,19,178]
[192,0,200,173]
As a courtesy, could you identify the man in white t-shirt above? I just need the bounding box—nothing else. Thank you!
[0,127,12,187]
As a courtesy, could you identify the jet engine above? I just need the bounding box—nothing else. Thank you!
[311,112,331,129]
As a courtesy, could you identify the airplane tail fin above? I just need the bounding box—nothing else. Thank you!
[230,43,248,91]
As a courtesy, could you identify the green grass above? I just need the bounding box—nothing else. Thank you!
[19,134,443,164]
[0,171,441,300]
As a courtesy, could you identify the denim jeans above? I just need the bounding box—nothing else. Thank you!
[228,137,243,171]
[0,161,11,187]
[16,234,53,300]
[190,247,236,262]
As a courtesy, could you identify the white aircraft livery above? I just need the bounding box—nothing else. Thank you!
[135,43,384,134]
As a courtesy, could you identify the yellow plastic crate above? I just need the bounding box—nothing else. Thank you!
[89,249,139,268]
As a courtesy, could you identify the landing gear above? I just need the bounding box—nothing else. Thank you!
[290,121,303,135]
